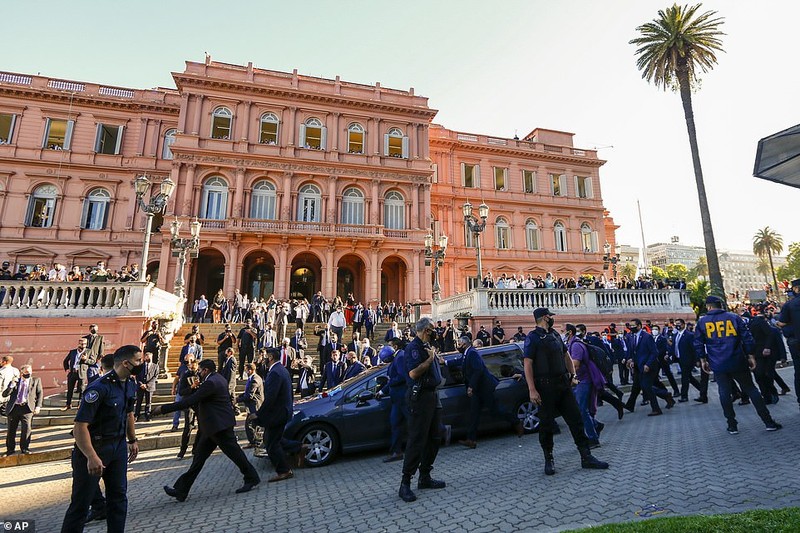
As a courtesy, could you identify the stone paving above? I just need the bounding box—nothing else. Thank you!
[2,367,799,533]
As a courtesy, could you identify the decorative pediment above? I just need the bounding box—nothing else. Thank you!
[65,248,111,262]
[9,246,56,261]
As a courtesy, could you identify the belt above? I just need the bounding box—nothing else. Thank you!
[534,373,569,385]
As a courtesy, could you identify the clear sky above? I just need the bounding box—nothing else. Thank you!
[5,0,797,253]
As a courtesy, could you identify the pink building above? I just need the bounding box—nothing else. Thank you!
[0,59,613,308]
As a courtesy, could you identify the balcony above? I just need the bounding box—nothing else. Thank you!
[205,218,424,240]
[432,288,693,319]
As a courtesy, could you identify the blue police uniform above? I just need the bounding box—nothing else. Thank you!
[386,349,408,457]
[61,370,135,533]
[462,345,518,442]
[778,288,800,405]
[693,306,779,432]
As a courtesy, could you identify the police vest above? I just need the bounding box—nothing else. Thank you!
[526,329,568,378]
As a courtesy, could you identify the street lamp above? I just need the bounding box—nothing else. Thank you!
[170,216,201,298]
[424,233,448,301]
[603,242,619,278]
[463,201,489,285]
[134,175,175,283]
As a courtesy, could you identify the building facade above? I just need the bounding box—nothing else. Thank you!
[0,60,612,307]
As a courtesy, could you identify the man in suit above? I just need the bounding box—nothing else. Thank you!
[154,359,260,500]
[320,350,345,391]
[385,321,402,342]
[179,335,203,365]
[252,348,301,482]
[237,363,264,448]
[3,364,43,455]
[625,318,675,416]
[278,337,296,373]
[670,318,706,402]
[220,348,238,412]
[352,303,364,336]
[364,305,377,340]
[347,332,363,359]
[83,323,104,383]
[62,337,94,410]
[344,350,366,380]
[361,338,377,366]
[0,355,19,416]
[134,352,159,421]
[289,327,307,361]
[653,325,680,397]
[237,319,258,380]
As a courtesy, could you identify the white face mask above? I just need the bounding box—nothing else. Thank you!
[652,330,660,337]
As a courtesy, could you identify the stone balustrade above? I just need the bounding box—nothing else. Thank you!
[432,288,693,319]
[0,281,184,319]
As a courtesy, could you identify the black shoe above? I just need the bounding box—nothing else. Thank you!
[666,395,676,409]
[640,399,649,406]
[624,403,635,413]
[383,453,403,463]
[615,390,624,401]
[581,453,609,469]
[176,452,185,460]
[739,398,750,406]
[399,483,417,502]
[678,397,688,403]
[616,403,624,420]
[647,410,663,417]
[235,481,260,494]
[595,422,605,435]
[694,397,708,404]
[87,509,106,522]
[544,452,555,476]
[727,425,739,435]
[587,439,601,449]
[163,485,187,502]
[418,477,446,489]
[766,422,783,432]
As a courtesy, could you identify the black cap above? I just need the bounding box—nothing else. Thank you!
[1,261,8,267]
[533,307,555,320]
[705,295,723,305]
[791,279,800,288]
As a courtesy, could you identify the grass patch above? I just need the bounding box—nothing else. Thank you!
[566,507,800,532]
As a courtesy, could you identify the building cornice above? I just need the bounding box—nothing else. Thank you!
[0,85,180,115]
[429,138,605,168]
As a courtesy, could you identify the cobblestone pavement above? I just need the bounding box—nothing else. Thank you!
[2,367,799,533]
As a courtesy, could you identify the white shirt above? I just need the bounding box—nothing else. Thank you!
[328,311,346,328]
[0,365,20,399]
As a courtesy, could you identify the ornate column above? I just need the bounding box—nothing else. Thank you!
[421,183,431,230]
[286,107,297,146]
[181,164,196,216]
[408,123,418,159]
[233,167,246,218]
[410,183,419,229]
[136,117,148,156]
[331,112,340,152]
[325,244,335,296]
[150,119,162,157]
[226,239,239,296]
[371,179,380,226]
[277,241,289,298]
[412,249,421,301]
[239,101,252,142]
[191,95,204,135]
[178,93,189,133]
[156,235,171,289]
[281,172,293,219]
[327,175,337,224]
[370,246,380,303]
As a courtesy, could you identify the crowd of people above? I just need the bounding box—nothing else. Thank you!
[481,271,688,290]
[0,260,146,283]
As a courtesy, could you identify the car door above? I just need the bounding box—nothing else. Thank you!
[340,371,392,450]
[439,355,469,431]
[478,345,527,432]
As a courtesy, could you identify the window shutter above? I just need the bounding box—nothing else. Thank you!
[7,115,16,143]
[574,176,579,197]
[320,126,328,150]
[25,196,35,226]
[102,201,109,229]
[115,126,124,154]
[299,124,306,147]
[80,198,90,229]
[475,165,481,188]
[93,125,103,152]
[401,136,409,158]
[586,178,593,198]
[559,174,567,196]
[383,134,390,156]
[64,120,75,150]
[460,163,466,186]
[432,163,438,183]
[592,231,599,252]
[537,228,542,250]
[42,118,51,148]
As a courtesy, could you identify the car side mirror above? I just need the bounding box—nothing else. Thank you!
[356,390,375,406]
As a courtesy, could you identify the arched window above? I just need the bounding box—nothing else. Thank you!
[554,221,567,252]
[297,184,321,222]
[250,180,276,220]
[259,113,279,144]
[210,107,233,139]
[162,128,177,159]
[581,223,598,252]
[383,191,405,229]
[384,127,408,158]
[299,117,326,150]
[26,184,58,227]
[347,123,365,154]
[495,217,511,249]
[81,188,111,230]
[525,219,540,251]
[200,177,229,220]
[341,187,365,225]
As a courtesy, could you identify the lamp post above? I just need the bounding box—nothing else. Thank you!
[603,242,620,278]
[134,175,175,283]
[424,232,448,301]
[463,201,489,286]
[170,217,201,298]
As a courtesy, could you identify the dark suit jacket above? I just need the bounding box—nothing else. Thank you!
[626,332,659,371]
[463,346,497,392]
[670,329,697,366]
[62,349,95,380]
[238,373,264,413]
[320,361,345,390]
[221,356,238,389]
[136,361,159,393]
[179,343,203,365]
[3,376,43,412]
[161,372,235,435]
[256,363,293,428]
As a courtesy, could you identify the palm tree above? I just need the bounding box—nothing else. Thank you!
[691,255,708,280]
[631,4,726,298]
[753,226,783,296]
[756,257,772,286]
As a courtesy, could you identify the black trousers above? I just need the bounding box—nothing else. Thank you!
[172,426,259,495]
[134,389,152,419]
[178,410,197,456]
[617,362,629,384]
[61,440,127,533]
[536,380,589,452]
[6,404,33,452]
[401,391,441,481]
[466,385,516,441]
[625,368,668,412]
[679,360,703,400]
[65,371,84,407]
[265,420,290,474]
[754,356,778,401]
[660,360,680,395]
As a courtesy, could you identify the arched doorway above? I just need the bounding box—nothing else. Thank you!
[191,249,225,303]
[290,252,322,301]
[145,261,160,284]
[242,250,275,302]
[380,256,407,303]
[337,254,366,302]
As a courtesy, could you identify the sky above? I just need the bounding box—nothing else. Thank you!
[4,0,798,254]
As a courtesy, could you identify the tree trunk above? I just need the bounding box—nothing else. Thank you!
[768,249,779,298]
[677,65,725,301]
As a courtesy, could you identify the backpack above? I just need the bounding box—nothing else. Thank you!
[582,340,613,376]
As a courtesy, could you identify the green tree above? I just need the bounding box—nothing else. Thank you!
[665,263,689,280]
[651,266,668,280]
[756,257,772,286]
[688,278,710,317]
[776,242,800,282]
[631,4,726,299]
[619,262,637,281]
[691,255,708,279]
[752,226,783,296]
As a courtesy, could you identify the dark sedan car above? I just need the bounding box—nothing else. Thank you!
[280,342,539,467]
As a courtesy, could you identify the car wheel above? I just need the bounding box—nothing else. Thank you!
[299,424,339,467]
[516,400,540,433]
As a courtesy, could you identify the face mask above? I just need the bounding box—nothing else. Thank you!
[21,372,31,379]
[652,330,660,337]
[545,317,555,329]
[428,331,439,343]
[630,326,640,334]
[128,362,144,376]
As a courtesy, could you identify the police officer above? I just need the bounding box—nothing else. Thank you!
[61,345,141,533]
[776,279,800,409]
[523,308,607,475]
[383,338,407,463]
[694,295,782,435]
[398,317,446,502]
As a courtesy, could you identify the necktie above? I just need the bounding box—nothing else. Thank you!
[281,348,287,367]
[633,334,638,351]
[676,331,682,358]
[17,378,27,405]
[143,362,148,378]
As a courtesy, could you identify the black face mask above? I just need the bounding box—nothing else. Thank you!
[545,317,555,329]
[21,373,31,379]
[630,326,640,334]
[128,362,145,376]
[428,331,439,343]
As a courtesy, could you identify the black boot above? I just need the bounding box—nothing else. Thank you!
[398,479,417,502]
[579,447,609,470]
[543,448,555,476]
